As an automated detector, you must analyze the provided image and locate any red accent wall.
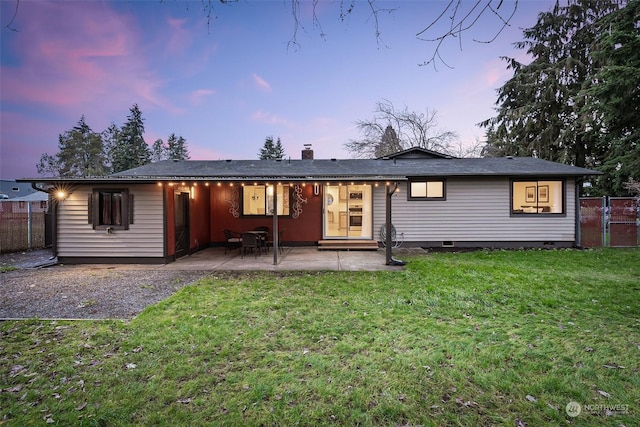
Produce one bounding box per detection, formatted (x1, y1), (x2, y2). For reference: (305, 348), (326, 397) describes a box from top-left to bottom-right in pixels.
(190, 185), (211, 251)
(209, 184), (322, 244)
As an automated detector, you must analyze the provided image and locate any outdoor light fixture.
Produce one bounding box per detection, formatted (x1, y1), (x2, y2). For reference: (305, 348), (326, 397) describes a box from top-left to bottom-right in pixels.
(52, 184), (74, 201)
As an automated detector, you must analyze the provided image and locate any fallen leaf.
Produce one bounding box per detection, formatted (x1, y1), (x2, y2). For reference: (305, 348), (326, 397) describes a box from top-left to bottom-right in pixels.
(133, 346), (143, 353)
(76, 402), (87, 411)
(455, 397), (479, 408)
(584, 347), (594, 352)
(603, 363), (625, 369)
(9, 365), (25, 378)
(176, 398), (192, 404)
(525, 395), (537, 403)
(125, 363), (137, 370)
(5, 384), (23, 393)
(515, 419), (529, 427)
(597, 390), (610, 398)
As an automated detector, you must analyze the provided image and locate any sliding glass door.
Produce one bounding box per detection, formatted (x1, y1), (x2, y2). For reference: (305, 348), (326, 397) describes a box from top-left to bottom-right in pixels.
(323, 184), (372, 239)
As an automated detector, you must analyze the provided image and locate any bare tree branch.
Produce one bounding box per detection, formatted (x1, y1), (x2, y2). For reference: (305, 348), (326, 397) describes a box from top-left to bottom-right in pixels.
(3, 0), (20, 32)
(416, 0), (518, 69)
(3, 0), (518, 69)
(344, 99), (459, 158)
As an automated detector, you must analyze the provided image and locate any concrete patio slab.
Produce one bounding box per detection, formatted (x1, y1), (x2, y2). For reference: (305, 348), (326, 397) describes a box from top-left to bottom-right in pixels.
(164, 247), (406, 271)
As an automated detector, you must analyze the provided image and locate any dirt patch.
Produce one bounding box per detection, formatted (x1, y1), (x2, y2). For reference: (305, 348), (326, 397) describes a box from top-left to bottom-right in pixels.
(0, 251), (211, 319)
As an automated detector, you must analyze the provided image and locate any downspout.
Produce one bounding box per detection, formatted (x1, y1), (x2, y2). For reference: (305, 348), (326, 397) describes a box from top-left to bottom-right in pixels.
(575, 179), (581, 248)
(31, 182), (57, 257)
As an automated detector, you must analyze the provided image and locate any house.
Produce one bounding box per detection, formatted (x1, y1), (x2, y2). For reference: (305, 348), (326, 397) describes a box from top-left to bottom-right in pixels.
(0, 180), (39, 199)
(18, 147), (600, 264)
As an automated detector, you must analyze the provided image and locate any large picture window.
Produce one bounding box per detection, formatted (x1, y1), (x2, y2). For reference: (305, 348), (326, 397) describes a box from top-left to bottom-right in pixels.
(242, 185), (290, 216)
(89, 189), (132, 229)
(408, 179), (445, 200)
(512, 180), (564, 214)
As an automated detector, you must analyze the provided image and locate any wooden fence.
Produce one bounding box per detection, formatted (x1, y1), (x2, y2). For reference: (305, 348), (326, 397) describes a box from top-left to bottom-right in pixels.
(0, 200), (49, 253)
(580, 197), (639, 247)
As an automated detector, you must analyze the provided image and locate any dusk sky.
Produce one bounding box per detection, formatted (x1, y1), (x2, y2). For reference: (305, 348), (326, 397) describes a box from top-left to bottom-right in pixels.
(0, 0), (556, 180)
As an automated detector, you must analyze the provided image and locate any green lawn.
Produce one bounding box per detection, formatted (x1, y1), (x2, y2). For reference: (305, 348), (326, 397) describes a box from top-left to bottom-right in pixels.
(1, 248), (638, 426)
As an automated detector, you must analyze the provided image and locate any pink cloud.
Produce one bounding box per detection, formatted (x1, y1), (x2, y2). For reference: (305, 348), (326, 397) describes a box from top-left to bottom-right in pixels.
(251, 110), (291, 127)
(0, 1), (176, 113)
(165, 17), (192, 55)
(189, 89), (216, 106)
(252, 73), (272, 92)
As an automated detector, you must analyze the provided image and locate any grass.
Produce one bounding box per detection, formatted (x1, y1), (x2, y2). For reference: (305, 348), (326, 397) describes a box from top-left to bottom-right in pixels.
(1, 248), (639, 426)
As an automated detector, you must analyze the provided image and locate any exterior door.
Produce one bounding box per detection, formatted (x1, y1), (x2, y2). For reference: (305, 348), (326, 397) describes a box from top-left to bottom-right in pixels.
(174, 192), (189, 258)
(323, 184), (372, 239)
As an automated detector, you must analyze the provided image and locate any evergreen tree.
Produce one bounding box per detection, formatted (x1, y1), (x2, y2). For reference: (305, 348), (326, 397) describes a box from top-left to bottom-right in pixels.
(375, 125), (403, 158)
(584, 0), (640, 195)
(259, 136), (285, 159)
(167, 133), (190, 160)
(111, 104), (151, 173)
(36, 115), (107, 177)
(102, 123), (120, 174)
(480, 0), (636, 195)
(150, 133), (190, 162)
(151, 138), (166, 163)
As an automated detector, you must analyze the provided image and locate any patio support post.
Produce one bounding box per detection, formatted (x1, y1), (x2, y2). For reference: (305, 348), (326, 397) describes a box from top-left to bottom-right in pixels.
(272, 185), (278, 265)
(386, 182), (405, 266)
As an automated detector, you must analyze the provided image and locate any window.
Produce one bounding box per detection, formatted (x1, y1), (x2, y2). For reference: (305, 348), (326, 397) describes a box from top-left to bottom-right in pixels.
(511, 180), (564, 215)
(89, 189), (132, 229)
(408, 179), (445, 200)
(242, 185), (290, 216)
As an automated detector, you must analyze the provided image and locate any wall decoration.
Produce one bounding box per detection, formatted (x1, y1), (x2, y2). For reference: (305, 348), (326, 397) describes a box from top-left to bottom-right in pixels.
(526, 186), (536, 203)
(292, 184), (308, 218)
(226, 186), (240, 218)
(538, 185), (549, 203)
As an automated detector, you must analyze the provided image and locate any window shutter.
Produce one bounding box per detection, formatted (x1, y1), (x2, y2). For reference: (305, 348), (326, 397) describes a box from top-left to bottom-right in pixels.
(88, 193), (93, 226)
(128, 193), (134, 227)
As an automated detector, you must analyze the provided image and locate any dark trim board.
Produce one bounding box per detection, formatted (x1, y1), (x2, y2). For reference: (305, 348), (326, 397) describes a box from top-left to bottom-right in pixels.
(398, 241), (576, 250)
(57, 256), (173, 265)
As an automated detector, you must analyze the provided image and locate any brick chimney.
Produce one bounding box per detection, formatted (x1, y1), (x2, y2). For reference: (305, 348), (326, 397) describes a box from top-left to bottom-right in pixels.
(302, 144), (314, 160)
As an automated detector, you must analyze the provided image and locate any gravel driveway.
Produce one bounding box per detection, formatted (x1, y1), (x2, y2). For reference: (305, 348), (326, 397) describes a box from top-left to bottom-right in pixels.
(1, 250), (211, 320)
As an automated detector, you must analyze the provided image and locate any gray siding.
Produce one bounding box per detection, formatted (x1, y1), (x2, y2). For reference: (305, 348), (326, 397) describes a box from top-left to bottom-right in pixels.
(373, 178), (576, 245)
(57, 184), (165, 258)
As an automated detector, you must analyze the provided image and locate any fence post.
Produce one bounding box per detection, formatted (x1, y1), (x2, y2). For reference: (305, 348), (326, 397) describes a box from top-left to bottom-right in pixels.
(28, 202), (33, 250)
(602, 196), (607, 247)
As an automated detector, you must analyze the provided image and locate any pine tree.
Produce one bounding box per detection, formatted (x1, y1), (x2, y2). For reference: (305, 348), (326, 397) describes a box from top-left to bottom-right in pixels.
(151, 138), (166, 163)
(167, 133), (190, 160)
(480, 0), (628, 190)
(150, 134), (190, 162)
(36, 115), (107, 177)
(259, 136), (285, 159)
(375, 125), (403, 158)
(111, 104), (151, 173)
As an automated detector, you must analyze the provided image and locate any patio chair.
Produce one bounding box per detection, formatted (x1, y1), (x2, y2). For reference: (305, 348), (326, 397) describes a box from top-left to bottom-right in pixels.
(241, 232), (260, 258)
(254, 226), (270, 252)
(267, 229), (285, 254)
(223, 229), (242, 254)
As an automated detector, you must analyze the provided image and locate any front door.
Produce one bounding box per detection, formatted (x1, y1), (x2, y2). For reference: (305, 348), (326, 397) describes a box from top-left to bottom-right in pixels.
(323, 184), (372, 239)
(174, 192), (189, 258)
